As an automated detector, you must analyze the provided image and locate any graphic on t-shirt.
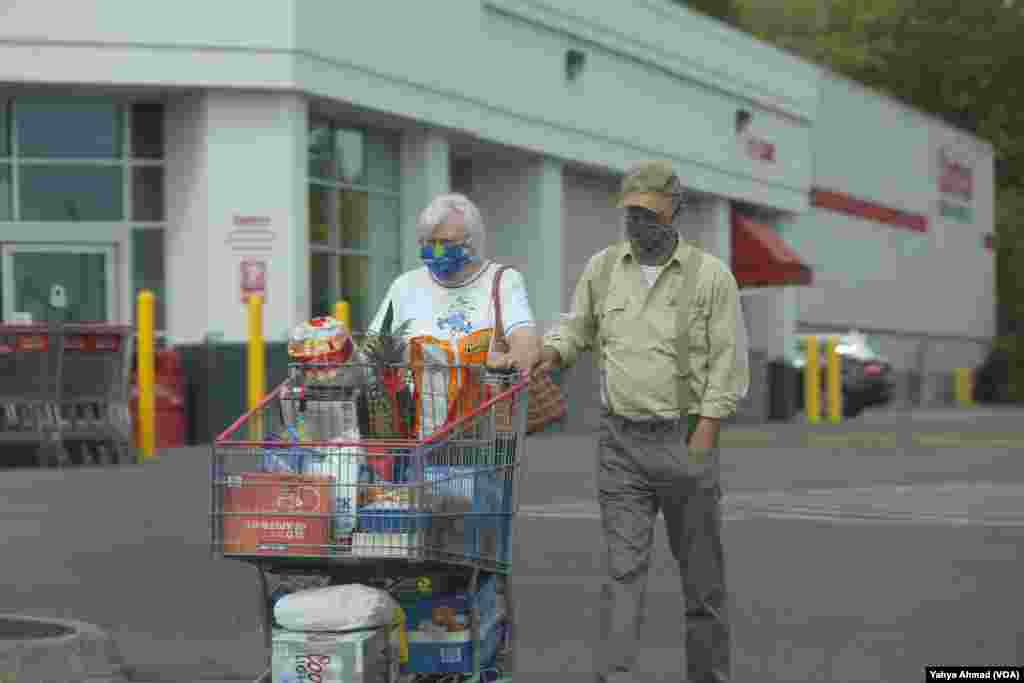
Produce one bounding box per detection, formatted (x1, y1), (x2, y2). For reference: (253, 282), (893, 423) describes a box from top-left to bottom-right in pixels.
(437, 295), (478, 336)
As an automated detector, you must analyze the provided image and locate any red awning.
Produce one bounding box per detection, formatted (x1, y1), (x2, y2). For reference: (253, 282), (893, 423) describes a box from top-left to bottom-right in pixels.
(731, 212), (813, 288)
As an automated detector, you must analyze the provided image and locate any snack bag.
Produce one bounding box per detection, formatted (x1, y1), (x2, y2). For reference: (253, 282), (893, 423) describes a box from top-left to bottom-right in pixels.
(409, 336), (457, 440)
(287, 317), (355, 385)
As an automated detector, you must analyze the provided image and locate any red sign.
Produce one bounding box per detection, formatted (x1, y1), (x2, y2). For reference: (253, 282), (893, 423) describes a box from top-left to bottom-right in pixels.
(938, 147), (973, 201)
(811, 187), (928, 233)
(233, 215), (271, 228)
(64, 334), (122, 353)
(746, 137), (776, 163)
(240, 260), (267, 304)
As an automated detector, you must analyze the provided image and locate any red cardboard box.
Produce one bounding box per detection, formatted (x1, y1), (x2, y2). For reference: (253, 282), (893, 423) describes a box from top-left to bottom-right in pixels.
(221, 472), (335, 557)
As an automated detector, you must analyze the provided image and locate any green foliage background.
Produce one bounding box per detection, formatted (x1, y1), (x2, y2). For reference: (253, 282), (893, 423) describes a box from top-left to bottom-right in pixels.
(677, 0), (1023, 399)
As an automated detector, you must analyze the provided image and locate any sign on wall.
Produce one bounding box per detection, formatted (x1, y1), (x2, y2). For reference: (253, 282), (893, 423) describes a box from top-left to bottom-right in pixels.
(736, 109), (776, 164)
(936, 144), (974, 223)
(228, 214), (275, 253)
(240, 259), (267, 304)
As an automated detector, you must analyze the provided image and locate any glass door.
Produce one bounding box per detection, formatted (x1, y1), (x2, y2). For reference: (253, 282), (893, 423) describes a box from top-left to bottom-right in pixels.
(1, 244), (116, 324)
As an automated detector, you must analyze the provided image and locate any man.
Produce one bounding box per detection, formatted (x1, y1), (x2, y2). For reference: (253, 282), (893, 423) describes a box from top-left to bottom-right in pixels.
(533, 160), (749, 682)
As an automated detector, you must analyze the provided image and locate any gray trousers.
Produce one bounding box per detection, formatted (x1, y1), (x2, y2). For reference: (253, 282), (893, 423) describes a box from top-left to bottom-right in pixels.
(596, 412), (730, 683)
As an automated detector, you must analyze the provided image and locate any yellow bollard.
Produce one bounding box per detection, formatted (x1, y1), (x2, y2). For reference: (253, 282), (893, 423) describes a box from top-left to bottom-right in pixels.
(955, 368), (974, 407)
(804, 336), (820, 424)
(137, 290), (156, 462)
(826, 336), (842, 423)
(334, 300), (351, 331)
(247, 295), (265, 440)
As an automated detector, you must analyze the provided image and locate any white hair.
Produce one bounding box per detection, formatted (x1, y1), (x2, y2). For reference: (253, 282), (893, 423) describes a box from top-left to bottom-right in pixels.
(416, 193), (487, 259)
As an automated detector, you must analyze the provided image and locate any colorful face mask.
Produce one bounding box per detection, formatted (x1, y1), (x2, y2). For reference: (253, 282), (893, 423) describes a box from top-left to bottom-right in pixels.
(421, 240), (472, 280)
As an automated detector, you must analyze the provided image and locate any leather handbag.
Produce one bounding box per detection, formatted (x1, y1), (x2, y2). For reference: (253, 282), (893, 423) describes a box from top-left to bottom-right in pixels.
(490, 265), (568, 435)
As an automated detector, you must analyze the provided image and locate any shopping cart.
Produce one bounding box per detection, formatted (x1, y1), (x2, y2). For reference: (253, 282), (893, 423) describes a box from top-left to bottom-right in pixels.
(211, 351), (527, 682)
(0, 323), (134, 466)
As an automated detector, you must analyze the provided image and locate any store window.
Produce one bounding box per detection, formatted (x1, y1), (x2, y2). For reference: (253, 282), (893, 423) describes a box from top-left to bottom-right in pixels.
(0, 164), (10, 222)
(0, 100), (9, 157)
(16, 98), (123, 159)
(308, 118), (400, 331)
(132, 228), (166, 331)
(0, 97), (167, 328)
(20, 165), (123, 221)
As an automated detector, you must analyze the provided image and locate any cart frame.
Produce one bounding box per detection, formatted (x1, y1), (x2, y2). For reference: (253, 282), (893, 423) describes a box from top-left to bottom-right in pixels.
(211, 358), (528, 682)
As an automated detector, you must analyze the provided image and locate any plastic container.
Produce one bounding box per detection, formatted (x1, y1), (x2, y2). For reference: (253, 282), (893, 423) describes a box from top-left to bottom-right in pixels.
(358, 508), (429, 533)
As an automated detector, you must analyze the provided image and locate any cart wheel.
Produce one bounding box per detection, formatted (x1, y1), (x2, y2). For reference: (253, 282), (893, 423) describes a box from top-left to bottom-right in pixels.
(38, 441), (70, 468)
(497, 574), (516, 677)
(94, 442), (117, 466)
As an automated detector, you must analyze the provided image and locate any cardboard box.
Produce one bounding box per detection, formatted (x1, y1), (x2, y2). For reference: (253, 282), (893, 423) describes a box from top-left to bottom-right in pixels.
(397, 574), (505, 674)
(221, 472), (335, 557)
(404, 616), (506, 675)
(271, 626), (398, 683)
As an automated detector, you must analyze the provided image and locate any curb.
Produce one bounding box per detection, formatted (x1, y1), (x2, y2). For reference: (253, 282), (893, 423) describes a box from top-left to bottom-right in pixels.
(0, 614), (128, 683)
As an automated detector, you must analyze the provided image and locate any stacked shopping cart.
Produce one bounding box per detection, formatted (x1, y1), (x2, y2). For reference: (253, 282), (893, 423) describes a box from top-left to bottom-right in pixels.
(0, 323), (134, 466)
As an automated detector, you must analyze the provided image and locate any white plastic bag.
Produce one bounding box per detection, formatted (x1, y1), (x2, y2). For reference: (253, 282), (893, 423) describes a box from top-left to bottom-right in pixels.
(417, 342), (451, 440)
(274, 583), (399, 633)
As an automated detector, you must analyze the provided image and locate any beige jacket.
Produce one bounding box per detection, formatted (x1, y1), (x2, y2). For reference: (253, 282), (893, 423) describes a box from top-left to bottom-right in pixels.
(544, 239), (749, 420)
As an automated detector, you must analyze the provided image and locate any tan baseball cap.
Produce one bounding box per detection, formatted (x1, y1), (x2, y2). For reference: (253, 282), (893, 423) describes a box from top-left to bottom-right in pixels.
(616, 160), (677, 221)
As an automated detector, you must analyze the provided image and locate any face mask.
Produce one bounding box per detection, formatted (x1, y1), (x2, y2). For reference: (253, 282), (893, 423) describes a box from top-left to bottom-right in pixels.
(626, 212), (678, 264)
(421, 241), (472, 280)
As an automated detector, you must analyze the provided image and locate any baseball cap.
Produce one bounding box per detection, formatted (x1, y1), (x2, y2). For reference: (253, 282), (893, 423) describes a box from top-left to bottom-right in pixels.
(616, 160), (678, 221)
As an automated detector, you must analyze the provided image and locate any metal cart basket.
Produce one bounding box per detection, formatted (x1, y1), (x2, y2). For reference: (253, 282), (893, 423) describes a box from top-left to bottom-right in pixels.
(211, 354), (527, 682)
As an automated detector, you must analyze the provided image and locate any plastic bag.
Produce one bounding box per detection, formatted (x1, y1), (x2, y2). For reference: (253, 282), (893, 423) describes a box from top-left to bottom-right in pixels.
(274, 583), (399, 633)
(414, 340), (452, 440)
(261, 426), (313, 474)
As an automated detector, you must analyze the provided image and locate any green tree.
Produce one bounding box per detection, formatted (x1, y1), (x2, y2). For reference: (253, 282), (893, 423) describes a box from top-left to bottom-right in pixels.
(736, 0), (1024, 399)
(675, 0), (743, 27)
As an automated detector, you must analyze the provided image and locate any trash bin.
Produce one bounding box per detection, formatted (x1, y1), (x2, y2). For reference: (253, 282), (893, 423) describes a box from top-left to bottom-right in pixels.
(767, 359), (799, 422)
(178, 338), (290, 445)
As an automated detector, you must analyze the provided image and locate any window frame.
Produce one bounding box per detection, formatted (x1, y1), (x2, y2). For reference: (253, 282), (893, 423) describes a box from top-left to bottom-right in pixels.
(0, 96), (168, 332)
(306, 116), (401, 327)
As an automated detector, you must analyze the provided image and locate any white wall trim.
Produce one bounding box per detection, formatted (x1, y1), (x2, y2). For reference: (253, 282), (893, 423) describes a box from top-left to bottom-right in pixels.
(0, 38), (810, 212)
(295, 53), (810, 213)
(483, 0), (817, 122)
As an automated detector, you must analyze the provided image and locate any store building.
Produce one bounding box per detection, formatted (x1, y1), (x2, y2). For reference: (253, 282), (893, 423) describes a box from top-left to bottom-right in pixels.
(0, 0), (992, 437)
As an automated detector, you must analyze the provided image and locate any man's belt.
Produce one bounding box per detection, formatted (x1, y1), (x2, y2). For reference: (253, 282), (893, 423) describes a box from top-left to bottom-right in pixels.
(609, 413), (683, 434)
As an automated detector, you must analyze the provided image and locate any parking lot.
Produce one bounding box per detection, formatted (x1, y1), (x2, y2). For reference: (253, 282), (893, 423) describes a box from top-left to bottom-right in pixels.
(2, 406), (1023, 681)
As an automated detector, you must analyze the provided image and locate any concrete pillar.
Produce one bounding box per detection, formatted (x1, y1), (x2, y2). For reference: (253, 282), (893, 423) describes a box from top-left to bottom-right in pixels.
(524, 157), (565, 330)
(700, 196), (732, 264)
(165, 91), (307, 345)
(399, 128), (449, 273)
(742, 286), (798, 362)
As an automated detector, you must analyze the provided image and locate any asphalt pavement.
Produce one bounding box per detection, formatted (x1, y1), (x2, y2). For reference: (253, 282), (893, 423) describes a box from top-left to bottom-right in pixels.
(2, 406), (1023, 682)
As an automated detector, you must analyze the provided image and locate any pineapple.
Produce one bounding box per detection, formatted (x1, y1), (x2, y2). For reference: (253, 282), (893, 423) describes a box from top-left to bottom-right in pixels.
(362, 302), (414, 439)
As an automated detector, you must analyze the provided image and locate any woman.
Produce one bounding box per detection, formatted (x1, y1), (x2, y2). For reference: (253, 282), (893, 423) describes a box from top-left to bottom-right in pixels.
(369, 193), (541, 375)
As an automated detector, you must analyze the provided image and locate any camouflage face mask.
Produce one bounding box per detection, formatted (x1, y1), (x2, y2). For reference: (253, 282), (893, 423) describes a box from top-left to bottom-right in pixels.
(626, 207), (678, 265)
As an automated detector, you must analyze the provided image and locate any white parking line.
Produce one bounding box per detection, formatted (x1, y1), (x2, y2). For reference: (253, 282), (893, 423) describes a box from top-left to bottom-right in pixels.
(519, 481), (1024, 528)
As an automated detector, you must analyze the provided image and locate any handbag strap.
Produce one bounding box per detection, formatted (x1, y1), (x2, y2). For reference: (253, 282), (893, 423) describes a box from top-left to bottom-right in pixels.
(491, 264), (512, 350)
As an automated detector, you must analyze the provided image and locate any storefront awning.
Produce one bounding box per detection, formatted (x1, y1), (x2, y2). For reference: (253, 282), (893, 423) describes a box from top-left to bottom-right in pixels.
(731, 212), (813, 288)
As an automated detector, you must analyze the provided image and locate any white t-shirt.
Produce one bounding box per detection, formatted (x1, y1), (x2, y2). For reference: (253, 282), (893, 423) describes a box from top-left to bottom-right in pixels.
(368, 262), (535, 342)
(640, 265), (664, 289)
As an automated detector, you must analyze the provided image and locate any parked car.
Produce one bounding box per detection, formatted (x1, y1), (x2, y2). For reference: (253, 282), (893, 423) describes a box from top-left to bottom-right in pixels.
(792, 331), (895, 418)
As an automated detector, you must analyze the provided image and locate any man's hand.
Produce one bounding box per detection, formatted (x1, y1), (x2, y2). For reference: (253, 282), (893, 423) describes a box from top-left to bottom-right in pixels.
(531, 346), (562, 378)
(689, 416), (721, 451)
